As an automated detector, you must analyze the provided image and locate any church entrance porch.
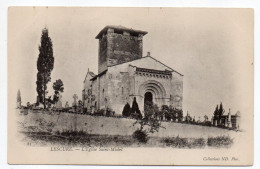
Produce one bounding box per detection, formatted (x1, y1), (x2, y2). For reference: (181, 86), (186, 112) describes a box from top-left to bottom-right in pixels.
(137, 80), (167, 114)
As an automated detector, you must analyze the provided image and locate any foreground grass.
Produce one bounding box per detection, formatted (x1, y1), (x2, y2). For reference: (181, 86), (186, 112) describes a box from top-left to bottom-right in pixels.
(207, 136), (233, 147)
(161, 135), (233, 148)
(22, 130), (136, 147)
(161, 136), (206, 148)
(21, 130), (233, 148)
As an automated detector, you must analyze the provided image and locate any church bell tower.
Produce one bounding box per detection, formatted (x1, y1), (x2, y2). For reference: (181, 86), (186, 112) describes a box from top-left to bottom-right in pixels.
(95, 25), (148, 73)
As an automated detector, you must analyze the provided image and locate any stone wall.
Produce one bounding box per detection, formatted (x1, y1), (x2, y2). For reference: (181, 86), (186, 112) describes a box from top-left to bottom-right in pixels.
(98, 35), (107, 73)
(98, 73), (108, 110)
(107, 66), (131, 115)
(170, 73), (183, 109)
(19, 111), (236, 138)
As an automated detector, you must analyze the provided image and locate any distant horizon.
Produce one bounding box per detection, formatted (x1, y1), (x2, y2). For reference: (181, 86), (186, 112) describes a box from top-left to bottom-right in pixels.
(9, 7), (253, 120)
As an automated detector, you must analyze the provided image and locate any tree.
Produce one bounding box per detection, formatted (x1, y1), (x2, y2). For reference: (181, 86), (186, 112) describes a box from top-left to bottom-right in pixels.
(161, 105), (169, 120)
(177, 109), (183, 122)
(213, 105), (219, 121)
(16, 89), (21, 108)
(218, 102), (225, 124)
(131, 97), (142, 119)
(52, 79), (64, 103)
(122, 102), (131, 117)
(17, 89), (21, 102)
(36, 28), (54, 109)
(133, 103), (164, 143)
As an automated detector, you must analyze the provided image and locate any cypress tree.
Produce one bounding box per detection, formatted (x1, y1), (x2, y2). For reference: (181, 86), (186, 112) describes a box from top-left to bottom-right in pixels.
(36, 28), (54, 109)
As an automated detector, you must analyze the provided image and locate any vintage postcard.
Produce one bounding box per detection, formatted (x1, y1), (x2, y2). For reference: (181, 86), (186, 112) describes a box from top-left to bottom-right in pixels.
(8, 7), (254, 165)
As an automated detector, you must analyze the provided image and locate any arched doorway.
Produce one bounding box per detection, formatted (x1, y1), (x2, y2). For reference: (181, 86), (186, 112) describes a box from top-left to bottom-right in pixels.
(144, 92), (153, 111)
(138, 80), (167, 113)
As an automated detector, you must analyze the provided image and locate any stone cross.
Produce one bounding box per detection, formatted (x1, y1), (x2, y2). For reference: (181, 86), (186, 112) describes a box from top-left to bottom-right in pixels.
(72, 94), (78, 107)
(227, 108), (232, 128)
(56, 94), (63, 109)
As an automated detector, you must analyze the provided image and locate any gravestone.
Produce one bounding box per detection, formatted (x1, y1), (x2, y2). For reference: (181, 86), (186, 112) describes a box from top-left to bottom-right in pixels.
(224, 118), (228, 127)
(56, 94), (63, 109)
(72, 94), (78, 107)
(197, 116), (201, 123)
(227, 109), (232, 128)
(65, 101), (69, 108)
(214, 120), (218, 126)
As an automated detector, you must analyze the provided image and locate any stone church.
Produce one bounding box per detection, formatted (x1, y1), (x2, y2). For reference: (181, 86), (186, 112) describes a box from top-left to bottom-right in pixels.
(82, 25), (183, 115)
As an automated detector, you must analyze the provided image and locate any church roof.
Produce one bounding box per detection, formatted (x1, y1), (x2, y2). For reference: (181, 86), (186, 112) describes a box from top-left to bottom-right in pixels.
(95, 25), (148, 39)
(83, 70), (96, 83)
(88, 71), (96, 77)
(108, 56), (184, 76)
(90, 70), (107, 81)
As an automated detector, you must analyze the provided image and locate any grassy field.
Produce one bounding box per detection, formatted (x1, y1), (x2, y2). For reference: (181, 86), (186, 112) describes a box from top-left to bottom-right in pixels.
(20, 130), (233, 148)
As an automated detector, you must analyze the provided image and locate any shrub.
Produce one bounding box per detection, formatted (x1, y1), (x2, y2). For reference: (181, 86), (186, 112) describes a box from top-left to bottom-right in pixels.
(132, 129), (148, 143)
(105, 108), (113, 116)
(162, 137), (206, 148)
(203, 121), (212, 126)
(191, 138), (206, 148)
(94, 109), (105, 116)
(55, 129), (88, 137)
(122, 103), (131, 117)
(207, 136), (233, 147)
(162, 136), (189, 148)
(132, 102), (165, 144)
(131, 97), (142, 119)
(83, 108), (88, 114)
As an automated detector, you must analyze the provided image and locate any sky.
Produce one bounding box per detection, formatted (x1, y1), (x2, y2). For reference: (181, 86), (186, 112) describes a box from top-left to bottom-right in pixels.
(8, 7), (253, 119)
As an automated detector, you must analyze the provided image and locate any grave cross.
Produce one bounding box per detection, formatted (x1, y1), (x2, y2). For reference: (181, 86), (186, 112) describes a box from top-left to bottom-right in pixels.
(89, 94), (95, 102)
(59, 94), (62, 99)
(72, 94), (78, 107)
(73, 94), (78, 101)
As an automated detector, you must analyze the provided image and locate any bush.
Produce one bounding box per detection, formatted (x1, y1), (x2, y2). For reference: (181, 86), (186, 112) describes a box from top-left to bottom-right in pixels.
(131, 97), (142, 119)
(83, 108), (88, 114)
(132, 129), (148, 143)
(207, 136), (233, 147)
(162, 137), (206, 148)
(94, 109), (105, 116)
(191, 138), (206, 148)
(203, 121), (212, 126)
(162, 136), (189, 148)
(105, 108), (113, 116)
(122, 103), (131, 117)
(55, 129), (88, 137)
